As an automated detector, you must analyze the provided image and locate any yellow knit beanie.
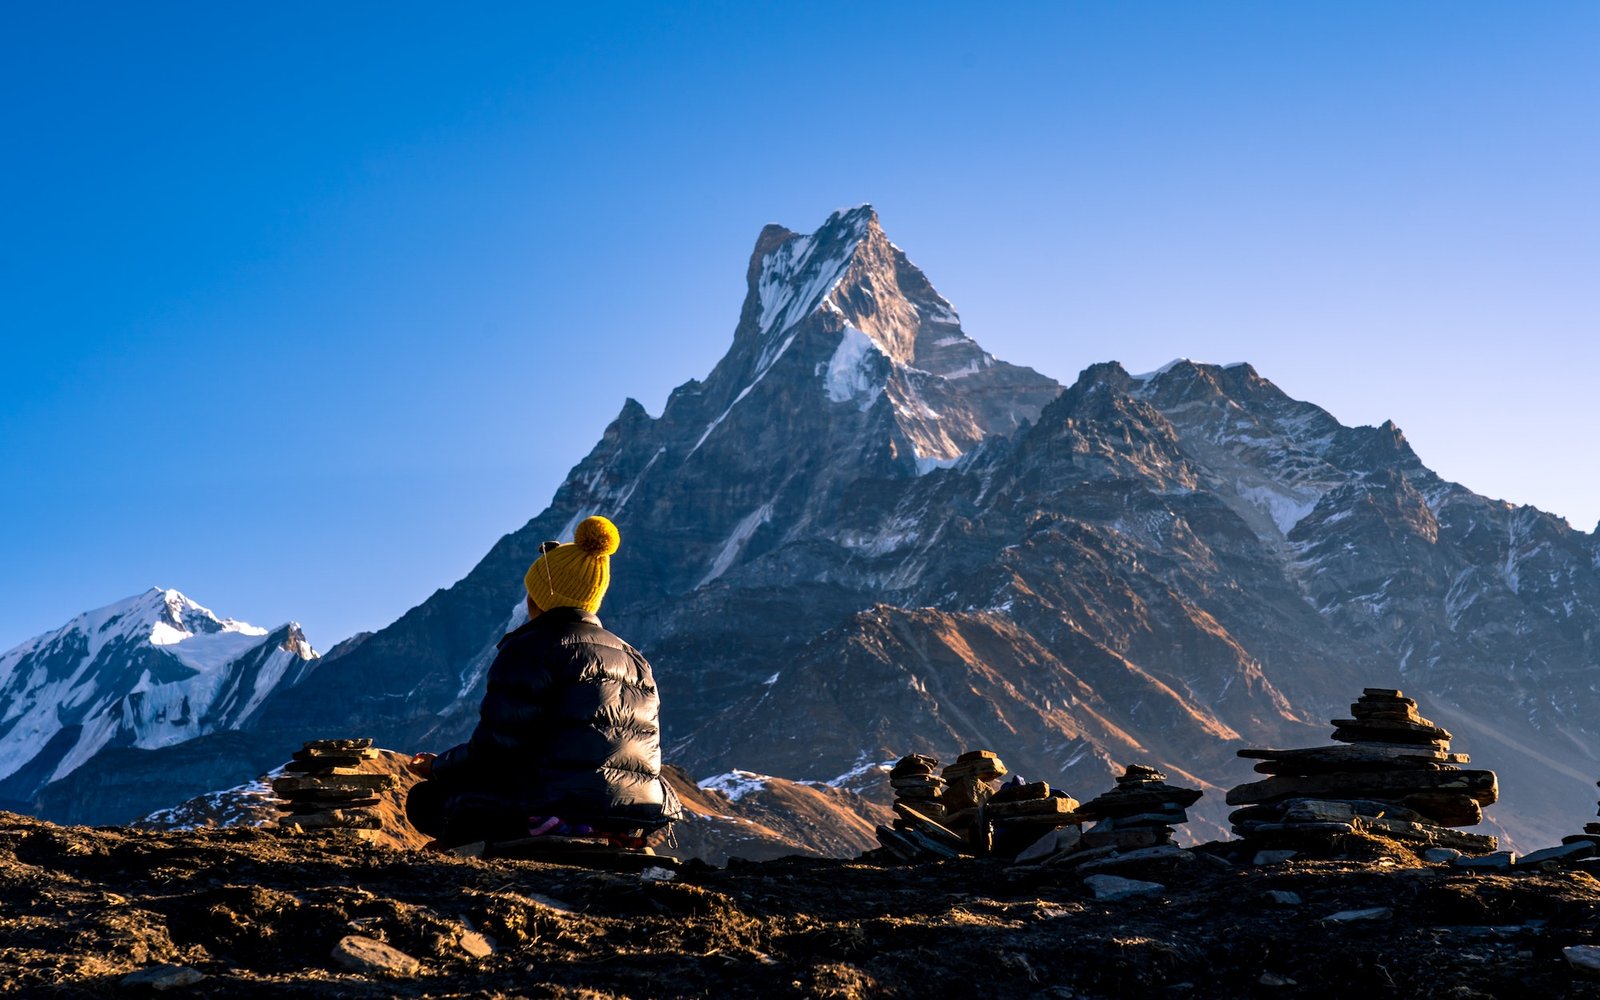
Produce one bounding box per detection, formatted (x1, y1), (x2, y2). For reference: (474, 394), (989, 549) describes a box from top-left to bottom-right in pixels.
(524, 515), (621, 614)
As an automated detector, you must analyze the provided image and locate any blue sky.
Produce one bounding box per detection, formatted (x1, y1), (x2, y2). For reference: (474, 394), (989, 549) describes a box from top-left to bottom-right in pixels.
(2, 3), (1596, 650)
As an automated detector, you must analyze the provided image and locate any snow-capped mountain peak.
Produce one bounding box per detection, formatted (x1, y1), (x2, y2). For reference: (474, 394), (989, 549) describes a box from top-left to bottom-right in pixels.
(0, 589), (317, 805)
(753, 204), (878, 341)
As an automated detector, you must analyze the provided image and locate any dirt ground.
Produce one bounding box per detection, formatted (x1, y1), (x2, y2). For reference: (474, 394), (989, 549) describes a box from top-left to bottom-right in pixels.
(5, 811), (1600, 999)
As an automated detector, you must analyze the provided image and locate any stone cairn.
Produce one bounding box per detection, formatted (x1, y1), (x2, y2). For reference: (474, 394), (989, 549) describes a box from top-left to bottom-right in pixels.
(1005, 764), (1205, 874)
(888, 753), (947, 824)
(1227, 689), (1499, 855)
(1075, 764), (1203, 853)
(871, 751), (1203, 871)
(875, 750), (1015, 860)
(270, 738), (395, 840)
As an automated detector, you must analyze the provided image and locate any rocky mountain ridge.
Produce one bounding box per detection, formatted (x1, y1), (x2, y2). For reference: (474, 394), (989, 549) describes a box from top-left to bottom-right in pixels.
(11, 207), (1598, 855)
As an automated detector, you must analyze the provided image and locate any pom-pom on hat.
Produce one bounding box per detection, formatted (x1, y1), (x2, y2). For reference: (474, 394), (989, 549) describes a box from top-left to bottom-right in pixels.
(525, 515), (621, 614)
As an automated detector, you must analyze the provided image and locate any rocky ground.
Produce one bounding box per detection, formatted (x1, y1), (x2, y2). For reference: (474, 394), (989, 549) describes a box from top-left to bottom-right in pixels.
(6, 813), (1600, 998)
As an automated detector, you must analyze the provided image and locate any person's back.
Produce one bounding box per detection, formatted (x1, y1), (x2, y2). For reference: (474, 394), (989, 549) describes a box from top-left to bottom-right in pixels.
(407, 516), (682, 846)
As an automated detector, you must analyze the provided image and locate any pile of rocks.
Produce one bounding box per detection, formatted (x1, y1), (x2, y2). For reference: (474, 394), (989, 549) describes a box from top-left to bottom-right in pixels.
(871, 750), (1207, 875)
(1227, 689), (1499, 855)
(874, 750), (1015, 862)
(984, 776), (1082, 854)
(270, 739), (395, 839)
(888, 754), (947, 824)
(1005, 764), (1204, 874)
(941, 750), (1008, 828)
(1076, 764), (1202, 852)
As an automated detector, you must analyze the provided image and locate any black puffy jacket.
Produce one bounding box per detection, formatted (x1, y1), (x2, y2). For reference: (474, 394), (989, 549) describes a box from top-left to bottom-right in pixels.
(432, 606), (682, 830)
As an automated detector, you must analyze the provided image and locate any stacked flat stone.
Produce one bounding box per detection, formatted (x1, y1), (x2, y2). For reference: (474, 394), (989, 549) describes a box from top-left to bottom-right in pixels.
(940, 750), (1008, 830)
(1227, 689), (1499, 854)
(1075, 764), (1201, 852)
(888, 754), (947, 824)
(983, 776), (1081, 827)
(873, 754), (960, 862)
(271, 739), (394, 839)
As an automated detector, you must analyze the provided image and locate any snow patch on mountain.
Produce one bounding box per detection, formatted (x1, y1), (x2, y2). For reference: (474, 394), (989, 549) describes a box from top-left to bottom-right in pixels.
(1133, 358), (1193, 381)
(1237, 483), (1324, 535)
(755, 208), (873, 338)
(823, 325), (885, 408)
(699, 769), (776, 802)
(915, 455), (963, 476)
(699, 503), (775, 587)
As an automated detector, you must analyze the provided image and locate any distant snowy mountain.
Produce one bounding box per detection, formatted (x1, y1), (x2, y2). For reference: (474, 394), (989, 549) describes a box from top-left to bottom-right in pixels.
(0, 588), (317, 808)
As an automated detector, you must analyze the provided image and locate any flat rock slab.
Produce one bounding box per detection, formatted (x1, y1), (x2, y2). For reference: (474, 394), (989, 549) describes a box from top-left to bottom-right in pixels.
(1076, 786), (1203, 817)
(1566, 945), (1600, 976)
(986, 797), (1080, 819)
(1240, 743), (1466, 766)
(272, 774), (396, 794)
(1519, 842), (1596, 867)
(1453, 851), (1518, 871)
(1083, 874), (1164, 900)
(120, 964), (207, 990)
(278, 810), (381, 830)
(331, 935), (421, 975)
(1226, 768), (1498, 807)
(1077, 846), (1191, 874)
(991, 781), (1052, 803)
(1323, 907), (1393, 923)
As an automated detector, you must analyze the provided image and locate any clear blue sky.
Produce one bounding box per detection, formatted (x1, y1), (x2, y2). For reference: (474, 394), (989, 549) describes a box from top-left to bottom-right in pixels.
(3, 3), (1596, 651)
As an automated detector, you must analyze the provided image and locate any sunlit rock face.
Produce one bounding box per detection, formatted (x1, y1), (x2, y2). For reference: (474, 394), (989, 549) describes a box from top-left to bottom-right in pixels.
(22, 208), (1600, 851)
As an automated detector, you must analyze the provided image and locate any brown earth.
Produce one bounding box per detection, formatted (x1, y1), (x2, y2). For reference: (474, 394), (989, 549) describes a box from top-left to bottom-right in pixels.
(7, 811), (1600, 999)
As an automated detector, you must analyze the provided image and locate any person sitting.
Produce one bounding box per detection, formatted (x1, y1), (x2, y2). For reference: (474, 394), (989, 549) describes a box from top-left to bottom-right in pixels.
(405, 515), (682, 849)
